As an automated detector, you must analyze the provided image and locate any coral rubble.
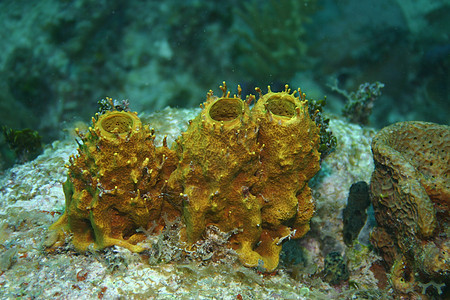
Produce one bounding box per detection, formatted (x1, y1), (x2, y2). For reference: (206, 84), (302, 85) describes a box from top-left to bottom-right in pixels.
(369, 121), (450, 295)
(47, 110), (178, 252)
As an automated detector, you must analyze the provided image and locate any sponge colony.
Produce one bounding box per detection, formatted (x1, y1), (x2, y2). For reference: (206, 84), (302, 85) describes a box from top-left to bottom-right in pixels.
(169, 84), (321, 271)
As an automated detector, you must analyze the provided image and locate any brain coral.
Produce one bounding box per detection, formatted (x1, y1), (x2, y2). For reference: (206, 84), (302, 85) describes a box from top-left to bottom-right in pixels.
(169, 84), (320, 271)
(47, 109), (178, 252)
(369, 121), (450, 294)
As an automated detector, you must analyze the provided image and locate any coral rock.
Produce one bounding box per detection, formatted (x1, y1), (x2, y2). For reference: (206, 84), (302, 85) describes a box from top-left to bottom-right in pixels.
(47, 110), (178, 252)
(369, 121), (450, 294)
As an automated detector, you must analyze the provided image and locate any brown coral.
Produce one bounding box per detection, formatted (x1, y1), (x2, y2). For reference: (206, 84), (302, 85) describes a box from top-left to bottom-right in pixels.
(47, 110), (178, 252)
(369, 121), (450, 294)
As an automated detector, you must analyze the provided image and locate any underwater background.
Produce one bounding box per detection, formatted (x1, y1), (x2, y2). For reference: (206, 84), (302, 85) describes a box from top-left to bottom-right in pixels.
(0, 0), (449, 299)
(0, 0), (449, 167)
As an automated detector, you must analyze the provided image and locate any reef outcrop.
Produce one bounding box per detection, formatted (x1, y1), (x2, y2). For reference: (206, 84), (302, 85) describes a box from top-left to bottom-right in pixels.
(47, 109), (178, 252)
(369, 121), (450, 294)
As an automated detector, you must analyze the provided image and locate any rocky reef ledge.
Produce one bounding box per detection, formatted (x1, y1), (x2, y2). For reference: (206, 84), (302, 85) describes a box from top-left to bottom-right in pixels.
(0, 107), (381, 299)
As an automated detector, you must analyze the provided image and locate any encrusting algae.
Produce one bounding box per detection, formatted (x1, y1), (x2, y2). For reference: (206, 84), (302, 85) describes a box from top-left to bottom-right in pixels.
(46, 84), (321, 271)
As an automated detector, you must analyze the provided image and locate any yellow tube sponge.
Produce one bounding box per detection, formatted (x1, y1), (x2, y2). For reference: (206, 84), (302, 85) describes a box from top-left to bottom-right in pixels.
(250, 85), (321, 268)
(47, 110), (178, 252)
(168, 83), (265, 268)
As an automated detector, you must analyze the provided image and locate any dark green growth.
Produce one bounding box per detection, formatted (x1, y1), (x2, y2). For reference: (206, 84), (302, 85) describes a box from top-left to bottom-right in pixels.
(235, 0), (317, 83)
(323, 252), (349, 285)
(342, 181), (371, 246)
(308, 98), (337, 161)
(1, 126), (43, 163)
(339, 82), (385, 125)
(280, 240), (307, 267)
(97, 97), (130, 115)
